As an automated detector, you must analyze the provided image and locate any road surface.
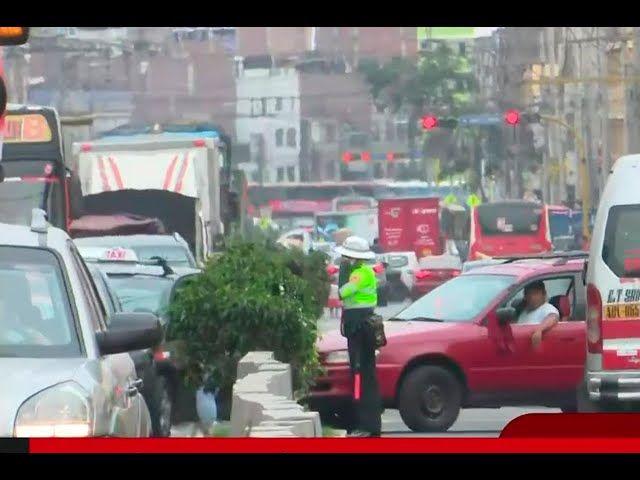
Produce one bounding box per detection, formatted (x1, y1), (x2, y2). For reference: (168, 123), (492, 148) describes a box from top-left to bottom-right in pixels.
(319, 301), (559, 437)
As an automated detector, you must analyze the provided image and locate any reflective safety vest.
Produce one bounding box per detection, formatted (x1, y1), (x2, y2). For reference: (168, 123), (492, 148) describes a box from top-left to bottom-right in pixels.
(258, 216), (271, 230)
(466, 194), (481, 208)
(338, 263), (377, 310)
(443, 193), (458, 205)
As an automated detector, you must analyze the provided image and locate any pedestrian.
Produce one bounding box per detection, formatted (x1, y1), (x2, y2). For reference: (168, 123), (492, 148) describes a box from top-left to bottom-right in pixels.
(327, 277), (341, 318)
(335, 235), (382, 437)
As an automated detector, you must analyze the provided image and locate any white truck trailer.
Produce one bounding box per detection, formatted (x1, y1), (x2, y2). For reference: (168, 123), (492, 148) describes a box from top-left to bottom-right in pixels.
(71, 136), (222, 262)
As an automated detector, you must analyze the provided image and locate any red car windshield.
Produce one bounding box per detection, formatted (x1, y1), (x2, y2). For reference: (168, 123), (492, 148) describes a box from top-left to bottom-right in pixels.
(394, 274), (516, 322)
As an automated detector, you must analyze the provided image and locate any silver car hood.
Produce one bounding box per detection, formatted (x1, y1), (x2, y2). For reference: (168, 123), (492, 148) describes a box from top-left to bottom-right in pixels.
(0, 357), (88, 436)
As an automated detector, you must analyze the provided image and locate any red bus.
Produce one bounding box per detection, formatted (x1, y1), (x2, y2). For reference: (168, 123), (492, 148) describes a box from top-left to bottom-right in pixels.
(468, 201), (552, 260)
(247, 181), (385, 227)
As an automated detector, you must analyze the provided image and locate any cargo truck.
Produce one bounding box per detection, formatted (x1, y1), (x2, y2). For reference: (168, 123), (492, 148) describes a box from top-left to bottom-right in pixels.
(71, 136), (222, 263)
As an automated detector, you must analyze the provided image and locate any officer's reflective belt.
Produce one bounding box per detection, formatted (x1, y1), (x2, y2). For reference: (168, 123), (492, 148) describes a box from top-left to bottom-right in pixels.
(343, 302), (377, 310)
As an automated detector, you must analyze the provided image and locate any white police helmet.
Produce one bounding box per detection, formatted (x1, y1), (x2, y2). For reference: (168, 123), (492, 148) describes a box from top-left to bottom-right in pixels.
(335, 235), (376, 260)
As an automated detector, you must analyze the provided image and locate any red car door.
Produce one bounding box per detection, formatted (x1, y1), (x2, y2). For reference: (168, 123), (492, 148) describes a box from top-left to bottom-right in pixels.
(531, 320), (585, 390)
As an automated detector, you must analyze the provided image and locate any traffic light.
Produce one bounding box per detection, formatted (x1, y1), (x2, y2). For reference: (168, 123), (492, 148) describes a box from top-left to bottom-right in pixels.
(421, 115), (439, 130)
(421, 115), (458, 130)
(504, 110), (541, 126)
(504, 110), (520, 126)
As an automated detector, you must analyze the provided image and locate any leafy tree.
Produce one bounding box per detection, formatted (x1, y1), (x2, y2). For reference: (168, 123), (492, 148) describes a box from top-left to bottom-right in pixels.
(167, 240), (329, 419)
(358, 43), (478, 176)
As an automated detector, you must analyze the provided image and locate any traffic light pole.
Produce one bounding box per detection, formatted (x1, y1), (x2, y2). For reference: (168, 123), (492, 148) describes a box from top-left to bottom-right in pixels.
(540, 114), (591, 239)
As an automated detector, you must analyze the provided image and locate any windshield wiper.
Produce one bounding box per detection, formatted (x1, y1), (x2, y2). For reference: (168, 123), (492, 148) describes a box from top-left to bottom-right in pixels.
(388, 316), (444, 322)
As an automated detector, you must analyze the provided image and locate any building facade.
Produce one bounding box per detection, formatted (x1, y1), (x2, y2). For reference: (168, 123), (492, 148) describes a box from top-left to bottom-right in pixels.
(235, 59), (301, 183)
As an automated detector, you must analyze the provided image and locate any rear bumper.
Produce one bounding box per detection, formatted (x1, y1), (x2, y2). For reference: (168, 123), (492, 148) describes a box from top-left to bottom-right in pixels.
(412, 280), (445, 297)
(586, 370), (640, 402)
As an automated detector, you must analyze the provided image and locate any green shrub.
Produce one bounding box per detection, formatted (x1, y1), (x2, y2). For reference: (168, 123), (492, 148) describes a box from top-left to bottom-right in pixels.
(167, 241), (324, 415)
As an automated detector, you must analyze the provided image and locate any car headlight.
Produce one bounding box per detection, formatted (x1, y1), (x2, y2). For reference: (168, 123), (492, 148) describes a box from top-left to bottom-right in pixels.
(14, 382), (93, 437)
(325, 350), (350, 364)
(325, 350), (380, 364)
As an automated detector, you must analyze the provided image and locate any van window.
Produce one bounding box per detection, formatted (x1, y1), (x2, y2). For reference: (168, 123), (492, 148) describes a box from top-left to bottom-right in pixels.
(602, 205), (640, 277)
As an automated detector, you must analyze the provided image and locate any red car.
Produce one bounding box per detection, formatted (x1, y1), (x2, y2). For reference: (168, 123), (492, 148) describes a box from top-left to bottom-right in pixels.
(309, 254), (587, 433)
(411, 254), (462, 300)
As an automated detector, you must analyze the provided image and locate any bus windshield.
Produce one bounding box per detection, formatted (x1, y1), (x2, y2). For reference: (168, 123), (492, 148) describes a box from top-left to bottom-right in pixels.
(0, 165), (62, 228)
(477, 203), (543, 236)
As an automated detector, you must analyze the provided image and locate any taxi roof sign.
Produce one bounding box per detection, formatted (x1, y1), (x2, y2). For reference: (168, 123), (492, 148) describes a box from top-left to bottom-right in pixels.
(78, 247), (139, 263)
(0, 27), (29, 46)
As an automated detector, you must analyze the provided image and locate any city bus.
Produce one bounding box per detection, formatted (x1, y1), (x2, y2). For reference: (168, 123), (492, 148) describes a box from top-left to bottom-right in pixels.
(468, 200), (552, 260)
(0, 103), (82, 230)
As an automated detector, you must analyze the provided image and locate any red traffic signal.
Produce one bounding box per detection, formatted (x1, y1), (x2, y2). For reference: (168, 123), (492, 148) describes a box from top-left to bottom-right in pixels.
(504, 110), (520, 126)
(421, 115), (439, 130)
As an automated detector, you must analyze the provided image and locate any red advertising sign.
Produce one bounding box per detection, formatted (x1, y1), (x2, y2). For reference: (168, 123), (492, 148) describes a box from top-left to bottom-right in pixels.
(378, 197), (441, 256)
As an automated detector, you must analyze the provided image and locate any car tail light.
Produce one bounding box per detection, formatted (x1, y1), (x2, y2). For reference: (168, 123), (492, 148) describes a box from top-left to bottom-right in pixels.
(586, 283), (603, 354)
(372, 263), (384, 274)
(327, 265), (339, 275)
(415, 270), (431, 280)
(451, 270), (461, 277)
(154, 349), (171, 362)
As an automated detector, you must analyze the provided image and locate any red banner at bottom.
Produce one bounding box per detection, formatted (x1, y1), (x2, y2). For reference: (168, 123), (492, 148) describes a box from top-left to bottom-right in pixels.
(17, 413), (640, 453)
(24, 437), (640, 454)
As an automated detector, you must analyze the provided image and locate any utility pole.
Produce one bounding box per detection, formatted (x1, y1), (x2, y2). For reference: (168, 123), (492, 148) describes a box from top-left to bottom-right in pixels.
(597, 27), (610, 193)
(625, 27), (640, 154)
(547, 27), (564, 203)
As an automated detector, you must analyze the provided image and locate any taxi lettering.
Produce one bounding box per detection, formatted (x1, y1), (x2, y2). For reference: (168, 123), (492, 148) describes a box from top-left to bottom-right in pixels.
(605, 288), (640, 319)
(607, 288), (640, 303)
(624, 289), (640, 303)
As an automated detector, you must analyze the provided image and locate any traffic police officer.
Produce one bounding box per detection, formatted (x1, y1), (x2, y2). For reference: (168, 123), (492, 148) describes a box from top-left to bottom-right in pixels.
(336, 236), (382, 437)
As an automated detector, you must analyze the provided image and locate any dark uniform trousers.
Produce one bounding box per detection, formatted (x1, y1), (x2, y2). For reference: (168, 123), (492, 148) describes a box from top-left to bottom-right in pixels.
(343, 307), (382, 436)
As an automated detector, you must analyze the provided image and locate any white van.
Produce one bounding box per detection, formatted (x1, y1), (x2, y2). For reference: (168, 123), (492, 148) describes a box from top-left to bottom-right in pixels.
(583, 154), (640, 411)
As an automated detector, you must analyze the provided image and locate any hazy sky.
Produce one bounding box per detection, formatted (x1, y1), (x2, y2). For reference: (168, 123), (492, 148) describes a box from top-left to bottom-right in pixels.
(474, 27), (499, 38)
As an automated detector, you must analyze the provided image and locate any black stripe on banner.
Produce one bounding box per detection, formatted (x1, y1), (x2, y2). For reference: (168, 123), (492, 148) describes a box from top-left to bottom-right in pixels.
(0, 438), (29, 453)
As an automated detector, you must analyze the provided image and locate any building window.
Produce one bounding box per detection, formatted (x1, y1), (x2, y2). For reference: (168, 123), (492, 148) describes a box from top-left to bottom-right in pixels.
(275, 97), (283, 111)
(396, 122), (408, 141)
(286, 166), (296, 182)
(276, 167), (285, 182)
(286, 128), (297, 147)
(275, 129), (284, 147)
(326, 124), (336, 143)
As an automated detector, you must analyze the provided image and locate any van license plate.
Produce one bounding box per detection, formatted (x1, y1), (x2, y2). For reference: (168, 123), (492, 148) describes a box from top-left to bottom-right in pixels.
(605, 303), (640, 320)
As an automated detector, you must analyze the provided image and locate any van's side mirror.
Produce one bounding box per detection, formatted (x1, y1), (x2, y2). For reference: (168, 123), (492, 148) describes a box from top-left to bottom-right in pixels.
(496, 307), (516, 326)
(582, 260), (588, 285)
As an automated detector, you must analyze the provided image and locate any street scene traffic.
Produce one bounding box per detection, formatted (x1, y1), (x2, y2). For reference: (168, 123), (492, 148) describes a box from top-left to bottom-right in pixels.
(0, 26), (638, 439)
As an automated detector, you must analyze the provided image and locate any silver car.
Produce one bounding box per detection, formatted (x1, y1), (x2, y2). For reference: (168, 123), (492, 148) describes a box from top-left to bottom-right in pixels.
(0, 209), (161, 437)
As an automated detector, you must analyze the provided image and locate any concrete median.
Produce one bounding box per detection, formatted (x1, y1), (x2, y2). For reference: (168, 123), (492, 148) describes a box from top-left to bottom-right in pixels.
(230, 351), (323, 437)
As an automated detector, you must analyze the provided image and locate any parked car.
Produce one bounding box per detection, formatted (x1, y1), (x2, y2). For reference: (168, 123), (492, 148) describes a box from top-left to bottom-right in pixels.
(1, 210), (160, 437)
(78, 246), (201, 427)
(87, 263), (172, 437)
(328, 253), (389, 306)
(309, 252), (587, 433)
(410, 250), (463, 301)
